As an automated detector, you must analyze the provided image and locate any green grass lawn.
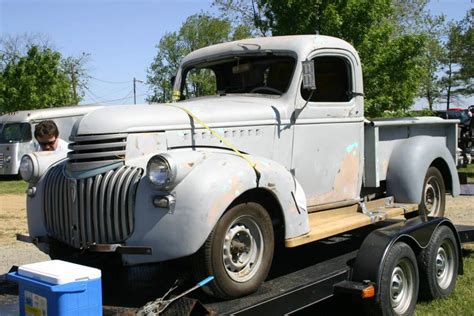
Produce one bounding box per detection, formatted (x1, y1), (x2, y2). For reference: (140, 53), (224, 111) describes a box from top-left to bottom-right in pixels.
(0, 178), (28, 194)
(415, 248), (474, 315)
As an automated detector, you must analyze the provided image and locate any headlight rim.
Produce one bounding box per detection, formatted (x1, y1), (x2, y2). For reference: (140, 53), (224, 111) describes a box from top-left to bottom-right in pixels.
(19, 154), (37, 182)
(146, 154), (177, 190)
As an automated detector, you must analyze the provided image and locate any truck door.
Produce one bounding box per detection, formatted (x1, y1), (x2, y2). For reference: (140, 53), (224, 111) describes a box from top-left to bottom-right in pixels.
(291, 51), (364, 209)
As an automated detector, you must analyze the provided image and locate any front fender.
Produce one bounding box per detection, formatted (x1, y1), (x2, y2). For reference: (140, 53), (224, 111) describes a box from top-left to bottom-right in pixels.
(124, 151), (309, 265)
(386, 136), (460, 203)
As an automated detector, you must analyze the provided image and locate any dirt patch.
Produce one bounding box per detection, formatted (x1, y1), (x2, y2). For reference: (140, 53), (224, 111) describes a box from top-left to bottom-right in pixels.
(0, 194), (28, 246)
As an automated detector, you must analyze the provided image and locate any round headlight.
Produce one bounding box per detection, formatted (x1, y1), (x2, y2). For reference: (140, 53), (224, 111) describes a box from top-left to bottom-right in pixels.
(147, 155), (175, 189)
(19, 155), (35, 181)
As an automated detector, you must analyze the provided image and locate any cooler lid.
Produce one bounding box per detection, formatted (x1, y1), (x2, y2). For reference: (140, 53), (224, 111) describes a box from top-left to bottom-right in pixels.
(18, 260), (101, 285)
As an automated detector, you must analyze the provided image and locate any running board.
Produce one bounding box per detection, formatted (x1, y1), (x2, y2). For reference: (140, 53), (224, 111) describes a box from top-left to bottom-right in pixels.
(285, 199), (418, 248)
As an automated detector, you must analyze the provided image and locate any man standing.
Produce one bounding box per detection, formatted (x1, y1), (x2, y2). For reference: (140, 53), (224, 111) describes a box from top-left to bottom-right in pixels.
(34, 120), (69, 152)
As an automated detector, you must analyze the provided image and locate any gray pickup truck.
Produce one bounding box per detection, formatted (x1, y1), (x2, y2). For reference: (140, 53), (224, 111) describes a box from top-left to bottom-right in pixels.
(19, 35), (460, 299)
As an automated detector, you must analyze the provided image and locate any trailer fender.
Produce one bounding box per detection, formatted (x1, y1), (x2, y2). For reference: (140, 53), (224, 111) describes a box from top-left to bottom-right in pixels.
(386, 136), (460, 203)
(352, 217), (463, 301)
(124, 150), (309, 264)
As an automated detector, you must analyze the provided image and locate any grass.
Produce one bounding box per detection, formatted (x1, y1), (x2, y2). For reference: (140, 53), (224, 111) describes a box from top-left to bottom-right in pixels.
(458, 163), (474, 173)
(415, 247), (474, 315)
(0, 179), (28, 194)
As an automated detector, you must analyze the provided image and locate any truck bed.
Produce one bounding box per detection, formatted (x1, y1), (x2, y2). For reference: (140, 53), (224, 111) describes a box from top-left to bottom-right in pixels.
(285, 198), (418, 247)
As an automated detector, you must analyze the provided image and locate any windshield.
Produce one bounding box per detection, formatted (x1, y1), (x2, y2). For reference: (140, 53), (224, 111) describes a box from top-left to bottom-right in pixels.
(180, 55), (296, 100)
(0, 122), (32, 143)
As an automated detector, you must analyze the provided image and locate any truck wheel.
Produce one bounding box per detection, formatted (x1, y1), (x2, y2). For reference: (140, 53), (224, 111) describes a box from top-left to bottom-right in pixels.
(374, 242), (419, 316)
(192, 202), (274, 299)
(419, 167), (445, 217)
(418, 226), (458, 300)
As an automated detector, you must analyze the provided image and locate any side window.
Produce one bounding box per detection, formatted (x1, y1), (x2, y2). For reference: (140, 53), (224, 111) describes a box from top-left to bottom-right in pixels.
(183, 68), (217, 99)
(301, 56), (352, 102)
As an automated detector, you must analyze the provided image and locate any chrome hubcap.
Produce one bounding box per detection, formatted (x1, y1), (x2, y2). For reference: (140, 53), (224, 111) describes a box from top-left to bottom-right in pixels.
(436, 241), (455, 289)
(424, 176), (441, 216)
(222, 216), (263, 282)
(390, 259), (414, 314)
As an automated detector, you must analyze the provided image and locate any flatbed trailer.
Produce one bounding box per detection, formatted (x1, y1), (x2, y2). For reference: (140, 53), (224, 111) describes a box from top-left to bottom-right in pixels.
(2, 220), (473, 315)
(141, 219), (474, 316)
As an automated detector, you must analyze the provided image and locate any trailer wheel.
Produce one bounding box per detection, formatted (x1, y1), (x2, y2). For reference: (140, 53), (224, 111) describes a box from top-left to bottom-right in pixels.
(193, 202), (274, 299)
(418, 226), (458, 300)
(374, 242), (419, 316)
(419, 167), (445, 217)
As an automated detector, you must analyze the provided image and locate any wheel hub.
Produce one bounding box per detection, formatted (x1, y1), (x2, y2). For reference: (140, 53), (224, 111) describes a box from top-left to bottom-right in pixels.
(424, 177), (440, 216)
(436, 242), (455, 289)
(390, 259), (414, 314)
(222, 216), (264, 282)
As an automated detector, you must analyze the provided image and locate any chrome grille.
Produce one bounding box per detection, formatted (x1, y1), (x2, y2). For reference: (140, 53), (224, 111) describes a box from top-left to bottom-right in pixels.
(68, 134), (127, 172)
(43, 164), (143, 248)
(0, 153), (3, 168)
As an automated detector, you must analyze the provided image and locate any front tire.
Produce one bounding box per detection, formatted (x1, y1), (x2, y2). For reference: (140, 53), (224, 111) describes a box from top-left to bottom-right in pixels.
(419, 167), (446, 217)
(192, 202), (274, 299)
(418, 226), (459, 300)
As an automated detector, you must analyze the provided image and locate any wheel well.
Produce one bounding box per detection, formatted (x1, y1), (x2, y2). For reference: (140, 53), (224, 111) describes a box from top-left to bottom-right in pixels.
(430, 158), (452, 193)
(230, 188), (285, 244)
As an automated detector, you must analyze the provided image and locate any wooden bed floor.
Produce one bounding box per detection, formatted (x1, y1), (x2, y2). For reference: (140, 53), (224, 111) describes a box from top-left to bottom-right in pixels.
(285, 199), (418, 248)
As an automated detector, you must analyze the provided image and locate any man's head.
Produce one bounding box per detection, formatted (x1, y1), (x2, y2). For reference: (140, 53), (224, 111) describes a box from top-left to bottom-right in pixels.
(34, 120), (59, 151)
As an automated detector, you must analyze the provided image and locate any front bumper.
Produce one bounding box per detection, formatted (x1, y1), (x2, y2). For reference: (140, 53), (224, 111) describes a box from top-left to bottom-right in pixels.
(17, 234), (152, 255)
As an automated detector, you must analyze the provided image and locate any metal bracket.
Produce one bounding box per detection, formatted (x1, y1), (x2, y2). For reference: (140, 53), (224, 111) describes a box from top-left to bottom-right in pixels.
(86, 243), (152, 255)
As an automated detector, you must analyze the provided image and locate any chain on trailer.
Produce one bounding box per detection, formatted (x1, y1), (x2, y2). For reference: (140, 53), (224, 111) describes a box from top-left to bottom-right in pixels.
(136, 276), (214, 316)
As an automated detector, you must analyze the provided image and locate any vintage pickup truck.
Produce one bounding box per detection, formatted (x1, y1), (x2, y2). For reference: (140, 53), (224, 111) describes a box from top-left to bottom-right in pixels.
(19, 35), (460, 299)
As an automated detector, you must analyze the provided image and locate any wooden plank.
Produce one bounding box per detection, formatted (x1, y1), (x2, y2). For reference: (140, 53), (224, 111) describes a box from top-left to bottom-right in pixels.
(285, 202), (419, 248)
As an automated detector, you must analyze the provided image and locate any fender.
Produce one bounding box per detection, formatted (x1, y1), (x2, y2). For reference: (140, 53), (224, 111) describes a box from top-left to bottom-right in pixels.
(386, 136), (460, 203)
(123, 150), (309, 265)
(351, 217), (463, 302)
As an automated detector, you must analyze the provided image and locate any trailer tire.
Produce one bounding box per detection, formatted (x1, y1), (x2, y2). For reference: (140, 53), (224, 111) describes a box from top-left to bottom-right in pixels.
(192, 202), (274, 299)
(370, 242), (419, 316)
(419, 167), (446, 217)
(418, 226), (458, 300)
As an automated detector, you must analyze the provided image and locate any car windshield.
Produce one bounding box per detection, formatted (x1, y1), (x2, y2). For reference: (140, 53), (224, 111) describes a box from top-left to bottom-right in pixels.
(0, 122), (32, 143)
(180, 55), (296, 100)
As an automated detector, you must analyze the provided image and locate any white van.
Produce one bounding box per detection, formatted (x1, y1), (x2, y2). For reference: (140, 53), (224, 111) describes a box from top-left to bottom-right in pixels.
(0, 104), (103, 176)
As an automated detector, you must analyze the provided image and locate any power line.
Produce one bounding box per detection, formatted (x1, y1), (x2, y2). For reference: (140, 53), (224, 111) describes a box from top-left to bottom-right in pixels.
(89, 76), (131, 84)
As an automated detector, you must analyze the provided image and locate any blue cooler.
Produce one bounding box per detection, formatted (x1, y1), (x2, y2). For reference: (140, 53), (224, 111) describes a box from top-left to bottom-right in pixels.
(7, 260), (102, 316)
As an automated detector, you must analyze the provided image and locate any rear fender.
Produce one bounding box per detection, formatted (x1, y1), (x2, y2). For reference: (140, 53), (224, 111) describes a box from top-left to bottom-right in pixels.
(386, 136), (460, 203)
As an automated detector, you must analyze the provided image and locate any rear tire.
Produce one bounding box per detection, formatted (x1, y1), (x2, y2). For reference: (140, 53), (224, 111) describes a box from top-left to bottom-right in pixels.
(192, 202), (274, 299)
(417, 226), (458, 300)
(419, 167), (446, 217)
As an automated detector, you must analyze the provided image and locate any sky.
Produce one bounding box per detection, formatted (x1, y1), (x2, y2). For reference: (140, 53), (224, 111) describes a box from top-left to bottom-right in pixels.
(1, 0), (472, 108)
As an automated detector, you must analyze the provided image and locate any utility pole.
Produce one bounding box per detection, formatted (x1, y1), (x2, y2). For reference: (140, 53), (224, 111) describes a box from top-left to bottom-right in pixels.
(133, 77), (143, 104)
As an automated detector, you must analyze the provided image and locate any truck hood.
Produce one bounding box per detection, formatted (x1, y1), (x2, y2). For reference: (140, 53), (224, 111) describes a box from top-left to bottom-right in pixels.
(75, 96), (287, 135)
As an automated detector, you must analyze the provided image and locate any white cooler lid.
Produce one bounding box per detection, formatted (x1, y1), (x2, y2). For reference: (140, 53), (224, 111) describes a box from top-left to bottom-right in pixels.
(18, 260), (101, 285)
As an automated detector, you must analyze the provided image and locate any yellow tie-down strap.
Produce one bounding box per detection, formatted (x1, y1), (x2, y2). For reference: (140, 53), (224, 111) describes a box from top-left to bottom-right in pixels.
(167, 103), (260, 179)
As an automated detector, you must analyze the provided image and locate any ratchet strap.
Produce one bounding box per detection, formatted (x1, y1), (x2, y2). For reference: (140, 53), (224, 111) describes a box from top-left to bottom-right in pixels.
(167, 103), (261, 182)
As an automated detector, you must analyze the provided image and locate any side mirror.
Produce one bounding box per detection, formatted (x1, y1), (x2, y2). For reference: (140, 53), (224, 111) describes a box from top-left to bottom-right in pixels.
(302, 60), (316, 91)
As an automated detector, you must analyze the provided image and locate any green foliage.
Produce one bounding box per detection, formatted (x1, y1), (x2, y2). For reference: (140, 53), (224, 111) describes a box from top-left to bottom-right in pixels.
(147, 14), (251, 103)
(0, 46), (76, 113)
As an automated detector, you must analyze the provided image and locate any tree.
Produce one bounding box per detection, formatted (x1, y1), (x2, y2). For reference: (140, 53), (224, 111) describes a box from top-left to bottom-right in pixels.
(147, 14), (251, 102)
(0, 33), (53, 71)
(0, 46), (75, 112)
(62, 53), (91, 104)
(439, 10), (473, 110)
(214, 0), (428, 117)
